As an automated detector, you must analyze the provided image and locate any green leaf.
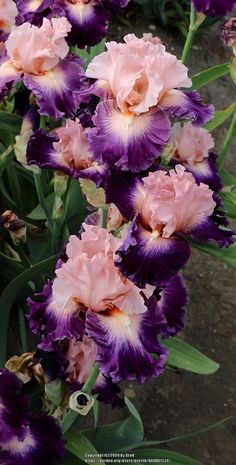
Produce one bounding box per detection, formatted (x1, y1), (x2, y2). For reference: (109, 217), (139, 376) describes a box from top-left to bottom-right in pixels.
(125, 416), (231, 452)
(220, 189), (236, 220)
(191, 63), (230, 90)
(230, 61), (236, 84)
(74, 40), (105, 67)
(0, 175), (17, 209)
(65, 429), (105, 465)
(0, 255), (57, 365)
(130, 449), (203, 465)
(27, 193), (55, 220)
(27, 229), (54, 264)
(119, 416), (231, 454)
(190, 240), (236, 267)
(0, 111), (22, 147)
(19, 307), (27, 353)
(65, 179), (88, 235)
(204, 103), (236, 132)
(221, 168), (236, 186)
(0, 252), (25, 280)
(83, 397), (144, 453)
(93, 399), (99, 429)
(163, 337), (219, 374)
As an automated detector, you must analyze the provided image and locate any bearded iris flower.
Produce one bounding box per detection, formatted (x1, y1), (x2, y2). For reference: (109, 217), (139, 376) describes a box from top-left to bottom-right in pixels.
(84, 33), (214, 172)
(167, 123), (222, 192)
(0, 415), (65, 465)
(0, 17), (85, 118)
(0, 0), (18, 42)
(15, 0), (130, 48)
(105, 165), (234, 287)
(0, 369), (65, 465)
(0, 369), (29, 444)
(26, 118), (108, 186)
(28, 224), (189, 383)
(52, 0), (130, 48)
(16, 0), (52, 25)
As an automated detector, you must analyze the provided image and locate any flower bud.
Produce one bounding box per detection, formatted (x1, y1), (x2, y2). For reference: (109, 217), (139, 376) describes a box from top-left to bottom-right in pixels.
(80, 179), (106, 209)
(107, 203), (124, 231)
(14, 109), (40, 173)
(221, 18), (236, 47)
(53, 171), (68, 198)
(0, 210), (26, 243)
(5, 353), (34, 384)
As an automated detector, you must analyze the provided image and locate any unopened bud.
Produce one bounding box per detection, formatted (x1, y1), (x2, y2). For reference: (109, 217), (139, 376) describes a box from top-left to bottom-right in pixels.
(0, 210), (26, 243)
(14, 110), (40, 173)
(80, 179), (106, 209)
(107, 203), (124, 231)
(53, 171), (68, 198)
(221, 18), (236, 47)
(5, 353), (34, 384)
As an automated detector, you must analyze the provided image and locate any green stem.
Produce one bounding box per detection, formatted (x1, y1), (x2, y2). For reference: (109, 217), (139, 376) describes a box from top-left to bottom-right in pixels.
(83, 362), (100, 394)
(19, 307), (27, 353)
(218, 109), (236, 171)
(51, 177), (71, 254)
(40, 116), (47, 129)
(60, 363), (100, 434)
(1, 144), (13, 160)
(33, 172), (53, 232)
(181, 5), (205, 65)
(102, 208), (108, 228)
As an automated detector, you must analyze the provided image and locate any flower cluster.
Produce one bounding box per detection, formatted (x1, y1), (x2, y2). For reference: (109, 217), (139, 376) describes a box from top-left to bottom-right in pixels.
(0, 368), (64, 465)
(1, 1), (235, 443)
(16, 0), (129, 48)
(28, 224), (188, 385)
(24, 32), (235, 400)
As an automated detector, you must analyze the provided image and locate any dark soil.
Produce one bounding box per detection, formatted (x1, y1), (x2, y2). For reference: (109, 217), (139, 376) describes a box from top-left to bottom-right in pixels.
(94, 16), (236, 465)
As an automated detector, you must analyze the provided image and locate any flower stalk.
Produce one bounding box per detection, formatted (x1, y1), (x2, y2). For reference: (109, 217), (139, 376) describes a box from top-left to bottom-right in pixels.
(60, 363), (100, 434)
(33, 171), (54, 232)
(181, 4), (205, 65)
(218, 109), (236, 171)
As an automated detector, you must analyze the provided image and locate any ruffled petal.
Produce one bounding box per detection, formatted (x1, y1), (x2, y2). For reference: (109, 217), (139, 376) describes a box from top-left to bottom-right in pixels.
(115, 216), (191, 287)
(0, 55), (22, 97)
(27, 281), (85, 351)
(86, 302), (168, 383)
(159, 90), (215, 126)
(93, 375), (125, 408)
(193, 0), (235, 16)
(53, 0), (109, 48)
(0, 369), (29, 444)
(88, 99), (171, 172)
(16, 0), (52, 25)
(105, 169), (144, 220)
(172, 152), (222, 192)
(23, 54), (85, 119)
(0, 414), (65, 465)
(27, 128), (108, 186)
(156, 274), (189, 337)
(184, 216), (235, 247)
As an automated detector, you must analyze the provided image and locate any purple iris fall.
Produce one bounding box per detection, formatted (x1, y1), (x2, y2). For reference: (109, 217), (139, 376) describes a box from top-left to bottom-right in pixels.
(192, 0), (236, 16)
(0, 369), (65, 465)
